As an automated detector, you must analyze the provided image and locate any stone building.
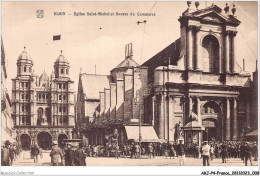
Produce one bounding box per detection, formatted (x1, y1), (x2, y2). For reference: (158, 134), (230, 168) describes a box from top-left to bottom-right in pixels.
(142, 4), (253, 147)
(1, 38), (15, 143)
(76, 43), (160, 145)
(12, 49), (75, 150)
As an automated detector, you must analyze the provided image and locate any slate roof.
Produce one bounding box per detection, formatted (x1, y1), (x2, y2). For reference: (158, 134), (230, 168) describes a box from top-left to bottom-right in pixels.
(115, 57), (139, 68)
(141, 39), (180, 83)
(80, 74), (112, 100)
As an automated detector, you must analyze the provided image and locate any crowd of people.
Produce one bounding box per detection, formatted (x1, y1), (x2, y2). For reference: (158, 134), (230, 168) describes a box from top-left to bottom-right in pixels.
(1, 139), (258, 166)
(196, 141), (258, 166)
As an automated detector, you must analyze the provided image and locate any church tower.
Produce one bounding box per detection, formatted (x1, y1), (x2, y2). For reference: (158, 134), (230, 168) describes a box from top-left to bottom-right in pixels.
(50, 51), (75, 131)
(178, 2), (240, 73)
(12, 47), (36, 127)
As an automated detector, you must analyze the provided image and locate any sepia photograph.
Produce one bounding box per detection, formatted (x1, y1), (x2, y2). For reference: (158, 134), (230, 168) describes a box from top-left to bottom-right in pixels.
(0, 0), (259, 174)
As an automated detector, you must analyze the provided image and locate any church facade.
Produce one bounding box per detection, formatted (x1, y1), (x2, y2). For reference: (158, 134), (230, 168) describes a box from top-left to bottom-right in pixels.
(142, 4), (253, 147)
(12, 49), (75, 150)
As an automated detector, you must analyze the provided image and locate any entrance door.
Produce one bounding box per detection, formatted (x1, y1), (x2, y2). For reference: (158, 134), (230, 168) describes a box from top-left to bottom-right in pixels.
(202, 119), (217, 142)
(203, 127), (217, 142)
(37, 132), (52, 150)
(20, 134), (31, 150)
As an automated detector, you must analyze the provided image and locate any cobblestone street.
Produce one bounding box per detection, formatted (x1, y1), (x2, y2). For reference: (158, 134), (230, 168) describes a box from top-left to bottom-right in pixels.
(12, 151), (258, 166)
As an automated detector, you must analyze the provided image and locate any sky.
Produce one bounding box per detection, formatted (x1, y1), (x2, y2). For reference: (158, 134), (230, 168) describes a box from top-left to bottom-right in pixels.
(1, 1), (258, 95)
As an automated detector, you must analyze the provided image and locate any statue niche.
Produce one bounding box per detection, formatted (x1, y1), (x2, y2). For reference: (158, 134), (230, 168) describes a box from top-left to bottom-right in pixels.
(37, 107), (48, 126)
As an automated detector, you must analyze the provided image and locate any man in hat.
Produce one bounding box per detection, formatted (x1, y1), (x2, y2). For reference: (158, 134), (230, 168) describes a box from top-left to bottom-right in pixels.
(176, 139), (185, 166)
(1, 140), (11, 166)
(74, 143), (86, 166)
(64, 143), (74, 166)
(201, 141), (210, 166)
(32, 144), (40, 163)
(9, 144), (15, 166)
(49, 141), (63, 166)
(244, 142), (253, 166)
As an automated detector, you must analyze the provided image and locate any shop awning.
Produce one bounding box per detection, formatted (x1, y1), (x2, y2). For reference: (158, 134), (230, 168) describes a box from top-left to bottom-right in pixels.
(125, 125), (164, 143)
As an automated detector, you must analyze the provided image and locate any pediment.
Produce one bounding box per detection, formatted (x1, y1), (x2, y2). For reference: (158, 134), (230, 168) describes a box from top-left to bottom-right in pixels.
(198, 11), (227, 23)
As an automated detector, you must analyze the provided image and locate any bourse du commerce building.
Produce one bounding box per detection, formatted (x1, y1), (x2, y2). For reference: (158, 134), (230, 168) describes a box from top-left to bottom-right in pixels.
(11, 50), (75, 150)
(78, 4), (257, 147)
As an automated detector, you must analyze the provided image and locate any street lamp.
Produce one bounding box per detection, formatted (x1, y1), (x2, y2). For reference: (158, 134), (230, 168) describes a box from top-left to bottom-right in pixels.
(135, 90), (142, 157)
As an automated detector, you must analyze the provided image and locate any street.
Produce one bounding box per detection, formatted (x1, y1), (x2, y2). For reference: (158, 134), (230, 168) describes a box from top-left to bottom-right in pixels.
(12, 151), (258, 166)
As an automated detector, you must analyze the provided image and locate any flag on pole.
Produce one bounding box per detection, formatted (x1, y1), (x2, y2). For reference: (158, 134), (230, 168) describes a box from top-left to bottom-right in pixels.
(53, 35), (61, 41)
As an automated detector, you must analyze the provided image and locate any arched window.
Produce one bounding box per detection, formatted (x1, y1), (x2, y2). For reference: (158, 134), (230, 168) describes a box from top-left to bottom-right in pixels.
(61, 69), (64, 74)
(24, 66), (26, 72)
(29, 67), (31, 72)
(201, 35), (219, 73)
(59, 95), (62, 100)
(21, 94), (24, 99)
(66, 69), (68, 74)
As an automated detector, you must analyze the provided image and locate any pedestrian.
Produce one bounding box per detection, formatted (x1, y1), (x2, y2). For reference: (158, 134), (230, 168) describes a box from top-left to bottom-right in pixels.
(130, 143), (136, 159)
(39, 147), (43, 159)
(15, 145), (20, 159)
(32, 144), (40, 163)
(1, 140), (11, 166)
(170, 145), (176, 159)
(122, 144), (127, 158)
(49, 141), (63, 166)
(202, 141), (210, 166)
(221, 141), (228, 163)
(64, 143), (74, 166)
(164, 145), (169, 159)
(176, 140), (185, 166)
(115, 145), (119, 159)
(195, 144), (200, 159)
(9, 144), (15, 166)
(74, 143), (87, 166)
(148, 143), (153, 159)
(244, 142), (253, 166)
(135, 143), (140, 158)
(210, 144), (214, 161)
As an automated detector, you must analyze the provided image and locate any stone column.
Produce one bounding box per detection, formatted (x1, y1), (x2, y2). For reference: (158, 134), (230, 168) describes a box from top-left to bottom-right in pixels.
(187, 26), (193, 70)
(246, 101), (251, 133)
(189, 96), (193, 116)
(194, 26), (202, 70)
(165, 95), (169, 142)
(152, 96), (156, 126)
(225, 98), (231, 140)
(196, 96), (201, 125)
(225, 32), (230, 73)
(231, 31), (237, 73)
(232, 98), (238, 140)
(158, 94), (164, 139)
